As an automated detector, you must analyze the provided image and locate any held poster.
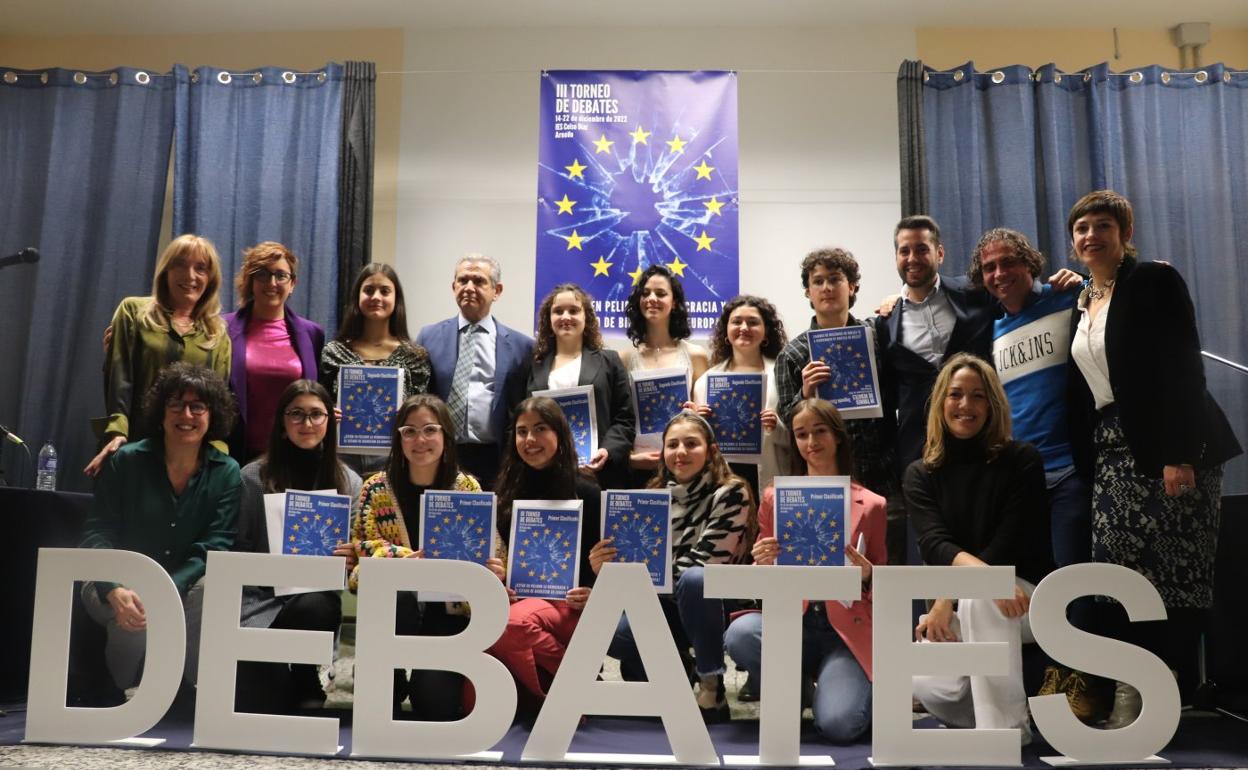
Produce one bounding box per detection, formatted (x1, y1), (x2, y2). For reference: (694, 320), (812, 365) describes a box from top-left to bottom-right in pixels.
(772, 475), (850, 567)
(535, 70), (739, 338)
(807, 325), (883, 420)
(507, 500), (583, 600)
(337, 365), (404, 454)
(533, 385), (598, 466)
(600, 489), (672, 592)
(705, 371), (765, 459)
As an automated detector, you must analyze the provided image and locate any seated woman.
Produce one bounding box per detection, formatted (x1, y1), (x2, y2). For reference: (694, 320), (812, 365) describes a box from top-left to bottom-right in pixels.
(79, 362), (241, 695)
(232, 380), (361, 712)
(521, 283), (635, 490)
(606, 410), (754, 720)
(349, 393), (505, 720)
(724, 398), (885, 743)
(907, 354), (1052, 743)
(487, 396), (605, 716)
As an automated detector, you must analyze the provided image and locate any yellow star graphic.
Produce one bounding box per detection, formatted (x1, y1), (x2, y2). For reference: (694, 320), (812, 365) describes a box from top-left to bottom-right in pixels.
(666, 256), (688, 277)
(565, 158), (587, 179)
(693, 231), (715, 251)
(666, 135), (687, 153)
(590, 256), (613, 277)
(627, 266), (645, 284)
(693, 160), (714, 180)
(629, 126), (651, 144)
(593, 134), (614, 154)
(563, 230), (585, 250)
(555, 194), (576, 215)
(703, 196), (725, 216)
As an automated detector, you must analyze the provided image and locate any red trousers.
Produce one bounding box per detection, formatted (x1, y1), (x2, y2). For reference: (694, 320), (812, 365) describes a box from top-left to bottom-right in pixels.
(489, 598), (582, 702)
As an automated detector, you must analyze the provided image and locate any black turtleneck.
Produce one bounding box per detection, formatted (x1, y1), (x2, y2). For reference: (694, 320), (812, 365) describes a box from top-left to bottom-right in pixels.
(501, 466), (602, 588)
(903, 436), (1053, 585)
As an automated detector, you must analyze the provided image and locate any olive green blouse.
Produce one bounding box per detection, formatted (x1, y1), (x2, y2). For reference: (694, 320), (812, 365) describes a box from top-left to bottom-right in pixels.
(104, 296), (231, 439)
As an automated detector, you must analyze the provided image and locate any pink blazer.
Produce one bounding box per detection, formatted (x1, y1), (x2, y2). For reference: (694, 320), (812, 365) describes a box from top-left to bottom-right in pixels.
(756, 481), (887, 680)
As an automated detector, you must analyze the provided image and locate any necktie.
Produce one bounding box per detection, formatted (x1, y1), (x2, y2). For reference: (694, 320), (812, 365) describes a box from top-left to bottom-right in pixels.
(447, 323), (479, 438)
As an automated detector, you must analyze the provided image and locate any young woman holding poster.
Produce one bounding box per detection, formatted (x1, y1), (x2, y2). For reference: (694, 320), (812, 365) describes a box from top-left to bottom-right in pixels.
(522, 283), (635, 490)
(605, 410), (753, 721)
(349, 393), (505, 720)
(321, 263), (433, 475)
(906, 354), (1051, 743)
(692, 294), (791, 500)
(487, 396), (605, 715)
(621, 266), (711, 484)
(724, 398), (885, 742)
(233, 379), (361, 713)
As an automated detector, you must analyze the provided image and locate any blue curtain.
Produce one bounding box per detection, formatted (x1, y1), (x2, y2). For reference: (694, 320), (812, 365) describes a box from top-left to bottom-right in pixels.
(0, 67), (174, 492)
(921, 61), (1247, 493)
(172, 63), (343, 331)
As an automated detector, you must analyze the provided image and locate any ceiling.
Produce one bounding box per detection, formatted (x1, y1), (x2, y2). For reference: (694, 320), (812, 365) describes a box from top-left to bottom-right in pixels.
(2, 0), (1246, 36)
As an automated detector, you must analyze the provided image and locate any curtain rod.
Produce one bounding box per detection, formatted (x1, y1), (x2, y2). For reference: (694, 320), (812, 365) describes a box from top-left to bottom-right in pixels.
(377, 68), (896, 75)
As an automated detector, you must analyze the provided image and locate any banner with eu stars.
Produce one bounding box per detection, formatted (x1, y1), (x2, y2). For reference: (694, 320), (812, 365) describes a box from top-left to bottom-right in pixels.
(772, 476), (850, 567)
(507, 500), (583, 601)
(536, 70), (739, 338)
(807, 325), (883, 420)
(601, 489), (672, 592)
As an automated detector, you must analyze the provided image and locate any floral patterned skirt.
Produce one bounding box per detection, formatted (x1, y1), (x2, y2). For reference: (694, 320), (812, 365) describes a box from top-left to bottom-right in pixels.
(1091, 408), (1222, 608)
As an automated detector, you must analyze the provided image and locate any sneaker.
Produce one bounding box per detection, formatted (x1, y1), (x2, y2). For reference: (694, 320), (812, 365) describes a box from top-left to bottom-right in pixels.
(1103, 681), (1142, 729)
(1038, 665), (1068, 697)
(1062, 670), (1112, 725)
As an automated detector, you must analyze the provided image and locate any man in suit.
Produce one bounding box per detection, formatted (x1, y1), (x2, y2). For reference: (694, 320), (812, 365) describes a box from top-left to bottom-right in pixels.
(416, 253), (534, 489)
(876, 215), (993, 477)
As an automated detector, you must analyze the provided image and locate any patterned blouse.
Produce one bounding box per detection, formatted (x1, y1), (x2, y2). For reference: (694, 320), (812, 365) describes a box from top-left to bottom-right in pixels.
(348, 470), (490, 591)
(669, 469), (753, 578)
(319, 339), (432, 403)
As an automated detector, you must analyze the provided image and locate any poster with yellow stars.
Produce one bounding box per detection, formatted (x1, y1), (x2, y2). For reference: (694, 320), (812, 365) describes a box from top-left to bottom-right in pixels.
(507, 500), (583, 600)
(705, 371), (765, 459)
(419, 489), (497, 602)
(533, 384), (598, 466)
(806, 325), (883, 420)
(630, 366), (690, 450)
(772, 475), (850, 567)
(536, 71), (738, 338)
(337, 365), (404, 454)
(265, 490), (352, 597)
(600, 490), (672, 592)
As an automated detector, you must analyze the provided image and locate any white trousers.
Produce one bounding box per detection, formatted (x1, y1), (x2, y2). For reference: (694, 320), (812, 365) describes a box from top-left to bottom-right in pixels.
(912, 578), (1036, 736)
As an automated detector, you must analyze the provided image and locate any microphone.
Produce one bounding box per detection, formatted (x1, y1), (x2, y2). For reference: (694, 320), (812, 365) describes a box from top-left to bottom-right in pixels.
(0, 247), (40, 270)
(0, 423), (25, 446)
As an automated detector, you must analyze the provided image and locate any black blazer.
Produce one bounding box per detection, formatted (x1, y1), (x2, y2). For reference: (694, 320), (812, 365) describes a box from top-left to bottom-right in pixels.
(1067, 257), (1241, 477)
(875, 275), (994, 475)
(516, 346), (637, 488)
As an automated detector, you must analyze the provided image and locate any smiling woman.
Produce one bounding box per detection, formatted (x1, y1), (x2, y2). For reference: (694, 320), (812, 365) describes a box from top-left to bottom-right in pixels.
(88, 235), (232, 477)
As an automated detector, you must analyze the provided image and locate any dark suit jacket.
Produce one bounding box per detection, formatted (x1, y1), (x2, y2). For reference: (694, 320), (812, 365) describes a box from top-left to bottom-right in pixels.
(875, 275), (993, 474)
(520, 346), (636, 489)
(416, 315), (535, 445)
(223, 304), (325, 460)
(1067, 257), (1241, 477)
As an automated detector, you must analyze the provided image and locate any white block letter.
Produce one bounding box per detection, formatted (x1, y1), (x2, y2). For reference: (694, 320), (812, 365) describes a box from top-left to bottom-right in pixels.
(192, 551), (344, 755)
(872, 565), (1019, 766)
(351, 558), (515, 759)
(524, 562), (718, 765)
(25, 548), (184, 744)
(1028, 563), (1179, 762)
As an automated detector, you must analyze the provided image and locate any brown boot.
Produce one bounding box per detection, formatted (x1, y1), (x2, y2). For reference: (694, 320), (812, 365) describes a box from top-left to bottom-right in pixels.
(1062, 670), (1113, 725)
(1038, 665), (1069, 697)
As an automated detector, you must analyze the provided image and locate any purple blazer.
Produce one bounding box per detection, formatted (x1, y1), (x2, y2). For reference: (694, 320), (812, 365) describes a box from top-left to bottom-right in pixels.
(223, 304), (325, 458)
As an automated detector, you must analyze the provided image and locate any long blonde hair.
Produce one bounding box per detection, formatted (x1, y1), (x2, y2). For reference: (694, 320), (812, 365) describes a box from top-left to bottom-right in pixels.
(922, 353), (1012, 469)
(142, 234), (226, 349)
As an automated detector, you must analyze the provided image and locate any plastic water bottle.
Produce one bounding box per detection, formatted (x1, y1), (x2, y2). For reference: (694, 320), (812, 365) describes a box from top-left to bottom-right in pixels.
(36, 441), (58, 491)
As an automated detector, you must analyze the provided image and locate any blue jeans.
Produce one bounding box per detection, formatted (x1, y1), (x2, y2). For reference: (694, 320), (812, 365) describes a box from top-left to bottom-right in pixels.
(609, 566), (727, 677)
(1047, 466), (1094, 633)
(724, 607), (872, 744)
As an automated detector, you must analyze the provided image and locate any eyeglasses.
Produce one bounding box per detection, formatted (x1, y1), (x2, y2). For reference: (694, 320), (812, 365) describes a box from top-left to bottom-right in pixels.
(398, 424), (443, 441)
(254, 269), (294, 284)
(284, 408), (329, 425)
(166, 399), (208, 416)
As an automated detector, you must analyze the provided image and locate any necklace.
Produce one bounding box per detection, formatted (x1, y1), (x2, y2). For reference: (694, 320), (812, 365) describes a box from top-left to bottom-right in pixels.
(171, 316), (194, 333)
(1086, 257), (1124, 302)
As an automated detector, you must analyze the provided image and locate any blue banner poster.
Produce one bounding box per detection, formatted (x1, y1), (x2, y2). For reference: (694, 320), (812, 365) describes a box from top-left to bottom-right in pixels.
(705, 372), (765, 459)
(807, 326), (883, 420)
(601, 489), (672, 592)
(282, 492), (351, 557)
(508, 500), (583, 600)
(535, 70), (739, 338)
(337, 365), (404, 454)
(632, 367), (689, 449)
(419, 491), (497, 566)
(772, 476), (850, 567)
(533, 385), (598, 466)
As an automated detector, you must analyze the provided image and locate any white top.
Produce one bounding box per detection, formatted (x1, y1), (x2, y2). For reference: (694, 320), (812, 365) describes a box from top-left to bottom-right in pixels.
(455, 313), (497, 443)
(692, 358), (792, 490)
(547, 354), (583, 391)
(899, 275), (956, 367)
(1071, 293), (1115, 410)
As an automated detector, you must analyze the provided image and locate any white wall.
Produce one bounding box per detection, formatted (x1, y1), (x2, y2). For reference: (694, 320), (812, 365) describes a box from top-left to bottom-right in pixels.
(395, 25), (915, 343)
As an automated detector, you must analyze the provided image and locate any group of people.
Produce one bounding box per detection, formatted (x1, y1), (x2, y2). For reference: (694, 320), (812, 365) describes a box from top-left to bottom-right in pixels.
(77, 189), (1240, 745)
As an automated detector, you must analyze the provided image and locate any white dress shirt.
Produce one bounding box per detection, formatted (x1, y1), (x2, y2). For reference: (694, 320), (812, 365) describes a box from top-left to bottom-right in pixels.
(1071, 294), (1115, 410)
(457, 313), (498, 443)
(900, 275), (957, 367)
